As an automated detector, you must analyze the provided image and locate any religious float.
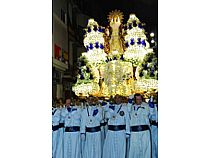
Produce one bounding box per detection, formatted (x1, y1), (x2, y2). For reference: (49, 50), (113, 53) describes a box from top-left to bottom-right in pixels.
(72, 10), (158, 98)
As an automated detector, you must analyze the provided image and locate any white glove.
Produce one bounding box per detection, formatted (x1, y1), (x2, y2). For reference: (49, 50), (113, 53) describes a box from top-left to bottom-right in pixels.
(81, 133), (85, 141)
(150, 96), (153, 102)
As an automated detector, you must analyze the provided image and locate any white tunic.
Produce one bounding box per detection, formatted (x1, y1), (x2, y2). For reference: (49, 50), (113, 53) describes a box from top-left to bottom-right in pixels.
(100, 101), (110, 151)
(57, 107), (65, 158)
(150, 104), (158, 158)
(100, 106), (106, 153)
(128, 102), (152, 158)
(52, 108), (61, 158)
(62, 106), (82, 158)
(103, 104), (130, 158)
(81, 105), (103, 158)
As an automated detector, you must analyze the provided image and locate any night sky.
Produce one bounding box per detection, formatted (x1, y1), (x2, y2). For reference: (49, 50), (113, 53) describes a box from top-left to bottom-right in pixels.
(83, 0), (158, 36)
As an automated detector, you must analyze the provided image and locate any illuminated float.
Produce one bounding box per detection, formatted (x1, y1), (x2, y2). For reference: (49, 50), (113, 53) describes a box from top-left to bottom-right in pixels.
(72, 10), (158, 97)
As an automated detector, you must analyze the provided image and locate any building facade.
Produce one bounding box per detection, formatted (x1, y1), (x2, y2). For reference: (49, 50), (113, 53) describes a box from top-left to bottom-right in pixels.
(52, 0), (89, 100)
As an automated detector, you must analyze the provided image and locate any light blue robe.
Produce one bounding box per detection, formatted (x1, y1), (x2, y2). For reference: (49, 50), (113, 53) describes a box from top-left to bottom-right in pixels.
(80, 106), (86, 157)
(100, 108), (105, 153)
(102, 104), (130, 158)
(128, 102), (152, 158)
(81, 105), (103, 158)
(100, 102), (110, 153)
(150, 104), (158, 158)
(57, 107), (65, 158)
(62, 106), (82, 158)
(52, 108), (61, 158)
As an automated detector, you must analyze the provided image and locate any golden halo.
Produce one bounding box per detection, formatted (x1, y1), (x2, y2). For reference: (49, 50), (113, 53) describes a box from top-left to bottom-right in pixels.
(107, 9), (124, 22)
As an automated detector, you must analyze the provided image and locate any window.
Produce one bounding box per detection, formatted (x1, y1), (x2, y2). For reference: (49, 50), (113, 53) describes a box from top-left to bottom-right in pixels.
(61, 9), (66, 24)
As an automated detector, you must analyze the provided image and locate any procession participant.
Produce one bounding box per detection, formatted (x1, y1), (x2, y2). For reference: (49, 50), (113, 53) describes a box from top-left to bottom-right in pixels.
(74, 97), (81, 107)
(58, 98), (64, 108)
(128, 93), (152, 158)
(97, 97), (111, 155)
(62, 98), (82, 158)
(149, 96), (158, 158)
(56, 98), (65, 158)
(102, 94), (130, 158)
(52, 100), (61, 158)
(122, 96), (128, 105)
(80, 97), (87, 109)
(102, 96), (115, 139)
(98, 97), (108, 152)
(81, 95), (103, 158)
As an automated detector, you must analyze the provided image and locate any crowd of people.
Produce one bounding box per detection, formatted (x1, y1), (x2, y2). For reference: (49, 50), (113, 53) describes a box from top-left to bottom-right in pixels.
(52, 93), (158, 158)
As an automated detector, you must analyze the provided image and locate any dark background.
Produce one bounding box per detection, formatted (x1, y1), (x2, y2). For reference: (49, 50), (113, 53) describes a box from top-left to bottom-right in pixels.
(80, 0), (157, 35)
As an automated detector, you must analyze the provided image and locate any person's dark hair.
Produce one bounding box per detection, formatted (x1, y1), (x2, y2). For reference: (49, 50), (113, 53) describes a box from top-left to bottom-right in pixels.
(74, 96), (79, 100)
(134, 93), (144, 102)
(81, 99), (86, 102)
(65, 97), (71, 101)
(59, 98), (64, 103)
(88, 95), (94, 98)
(114, 94), (121, 99)
(113, 94), (122, 104)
